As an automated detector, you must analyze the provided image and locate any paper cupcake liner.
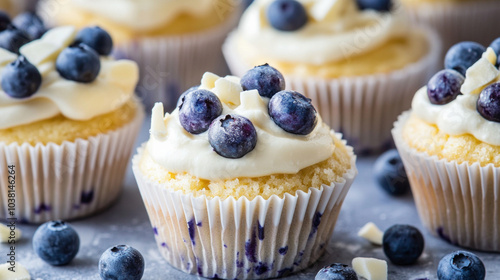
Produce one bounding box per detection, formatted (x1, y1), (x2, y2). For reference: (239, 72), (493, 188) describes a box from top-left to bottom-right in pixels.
(404, 1), (500, 55)
(223, 27), (441, 154)
(0, 102), (144, 224)
(392, 111), (500, 252)
(132, 134), (357, 279)
(114, 11), (240, 112)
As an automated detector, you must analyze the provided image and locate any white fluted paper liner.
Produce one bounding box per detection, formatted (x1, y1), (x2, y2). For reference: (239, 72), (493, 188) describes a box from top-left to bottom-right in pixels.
(404, 1), (500, 54)
(392, 111), (500, 252)
(0, 103), (144, 224)
(132, 134), (357, 279)
(223, 27), (441, 154)
(115, 11), (240, 112)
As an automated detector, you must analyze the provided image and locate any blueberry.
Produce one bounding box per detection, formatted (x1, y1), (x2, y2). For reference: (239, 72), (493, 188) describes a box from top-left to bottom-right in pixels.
(32, 221), (80, 266)
(99, 245), (145, 280)
(12, 12), (46, 39)
(315, 263), (358, 280)
(383, 224), (424, 265)
(488, 37), (500, 67)
(176, 85), (199, 108)
(477, 82), (500, 123)
(269, 90), (317, 135)
(208, 114), (257, 159)
(444, 42), (485, 76)
(240, 64), (285, 98)
(427, 69), (464, 105)
(178, 89), (223, 134)
(243, 0), (254, 9)
(356, 0), (392, 11)
(0, 11), (11, 31)
(0, 25), (31, 54)
(73, 26), (113, 56)
(1, 56), (42, 98)
(437, 251), (485, 280)
(373, 149), (410, 196)
(267, 0), (308, 31)
(56, 43), (101, 83)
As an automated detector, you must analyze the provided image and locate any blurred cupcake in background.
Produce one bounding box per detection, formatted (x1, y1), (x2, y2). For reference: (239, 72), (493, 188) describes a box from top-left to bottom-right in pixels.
(399, 0), (500, 55)
(0, 0), (38, 16)
(38, 0), (242, 111)
(224, 0), (441, 154)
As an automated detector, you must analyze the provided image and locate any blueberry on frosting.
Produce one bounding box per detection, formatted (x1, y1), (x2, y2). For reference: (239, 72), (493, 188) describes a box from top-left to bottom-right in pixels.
(0, 25), (31, 54)
(267, 0), (308, 32)
(73, 26), (113, 56)
(477, 83), (500, 123)
(269, 90), (317, 135)
(179, 89), (223, 134)
(56, 43), (101, 83)
(13, 12), (46, 40)
(445, 42), (485, 76)
(0, 11), (10, 31)
(241, 64), (285, 98)
(1, 56), (42, 98)
(208, 114), (257, 159)
(488, 37), (500, 67)
(427, 69), (464, 105)
(356, 0), (392, 12)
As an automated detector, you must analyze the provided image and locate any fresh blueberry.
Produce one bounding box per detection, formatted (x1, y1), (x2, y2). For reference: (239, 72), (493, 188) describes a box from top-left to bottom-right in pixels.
(176, 85), (199, 108)
(243, 0), (254, 9)
(240, 64), (285, 98)
(437, 251), (485, 280)
(373, 149), (409, 196)
(383, 224), (424, 265)
(356, 0), (392, 11)
(99, 245), (145, 280)
(315, 263), (358, 280)
(32, 221), (80, 266)
(1, 56), (42, 98)
(0, 11), (11, 31)
(477, 82), (500, 123)
(444, 42), (485, 76)
(73, 26), (113, 56)
(208, 114), (257, 159)
(488, 37), (500, 67)
(0, 25), (31, 54)
(427, 69), (464, 105)
(178, 89), (223, 134)
(12, 12), (46, 39)
(269, 90), (317, 135)
(267, 0), (308, 31)
(56, 43), (101, 83)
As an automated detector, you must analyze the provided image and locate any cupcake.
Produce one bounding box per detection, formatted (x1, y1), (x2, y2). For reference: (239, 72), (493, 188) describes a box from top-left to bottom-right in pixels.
(132, 65), (357, 278)
(38, 0), (242, 111)
(0, 25), (144, 223)
(393, 39), (500, 251)
(223, 0), (441, 154)
(399, 0), (500, 55)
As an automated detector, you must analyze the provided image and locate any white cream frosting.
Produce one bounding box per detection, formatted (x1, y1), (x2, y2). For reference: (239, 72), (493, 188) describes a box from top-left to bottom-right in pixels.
(69, 0), (216, 31)
(0, 26), (139, 129)
(147, 73), (335, 180)
(235, 0), (410, 65)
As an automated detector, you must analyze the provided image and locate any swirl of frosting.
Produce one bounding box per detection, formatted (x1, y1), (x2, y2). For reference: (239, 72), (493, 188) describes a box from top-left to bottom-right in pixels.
(147, 73), (335, 180)
(234, 0), (410, 65)
(0, 26), (139, 129)
(68, 0), (217, 32)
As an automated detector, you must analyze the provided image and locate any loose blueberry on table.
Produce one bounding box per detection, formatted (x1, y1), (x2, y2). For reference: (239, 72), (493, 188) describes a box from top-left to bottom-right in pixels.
(373, 149), (410, 196)
(12, 12), (46, 40)
(269, 90), (318, 135)
(477, 82), (500, 123)
(444, 42), (485, 76)
(0, 24), (31, 54)
(32, 220), (80, 266)
(1, 55), (42, 98)
(437, 251), (485, 280)
(178, 88), (223, 134)
(99, 245), (145, 280)
(267, 0), (308, 31)
(240, 63), (285, 98)
(56, 43), (101, 83)
(315, 263), (358, 280)
(382, 224), (424, 265)
(427, 69), (464, 105)
(356, 0), (392, 11)
(208, 114), (258, 159)
(73, 26), (113, 56)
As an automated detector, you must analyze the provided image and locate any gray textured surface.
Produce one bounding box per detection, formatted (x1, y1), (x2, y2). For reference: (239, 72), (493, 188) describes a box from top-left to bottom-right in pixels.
(7, 118), (500, 280)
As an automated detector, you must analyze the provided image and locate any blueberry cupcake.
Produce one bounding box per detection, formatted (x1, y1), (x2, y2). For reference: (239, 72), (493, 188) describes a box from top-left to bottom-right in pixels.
(0, 25), (143, 223)
(39, 0), (242, 111)
(393, 39), (500, 251)
(132, 65), (357, 278)
(399, 0), (500, 54)
(224, 0), (441, 153)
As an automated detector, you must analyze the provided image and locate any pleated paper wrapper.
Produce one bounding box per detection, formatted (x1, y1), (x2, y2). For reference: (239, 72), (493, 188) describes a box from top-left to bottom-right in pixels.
(223, 27), (441, 154)
(132, 134), (357, 279)
(0, 104), (144, 224)
(393, 111), (500, 252)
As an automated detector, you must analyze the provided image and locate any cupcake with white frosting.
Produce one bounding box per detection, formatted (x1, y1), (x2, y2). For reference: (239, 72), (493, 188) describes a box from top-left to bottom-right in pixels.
(224, 0), (441, 153)
(393, 40), (500, 251)
(0, 25), (144, 223)
(132, 65), (357, 278)
(38, 0), (241, 111)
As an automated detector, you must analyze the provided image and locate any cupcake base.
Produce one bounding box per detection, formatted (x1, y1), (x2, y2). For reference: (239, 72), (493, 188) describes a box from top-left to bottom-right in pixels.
(0, 101), (144, 224)
(393, 111), (500, 252)
(132, 134), (357, 279)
